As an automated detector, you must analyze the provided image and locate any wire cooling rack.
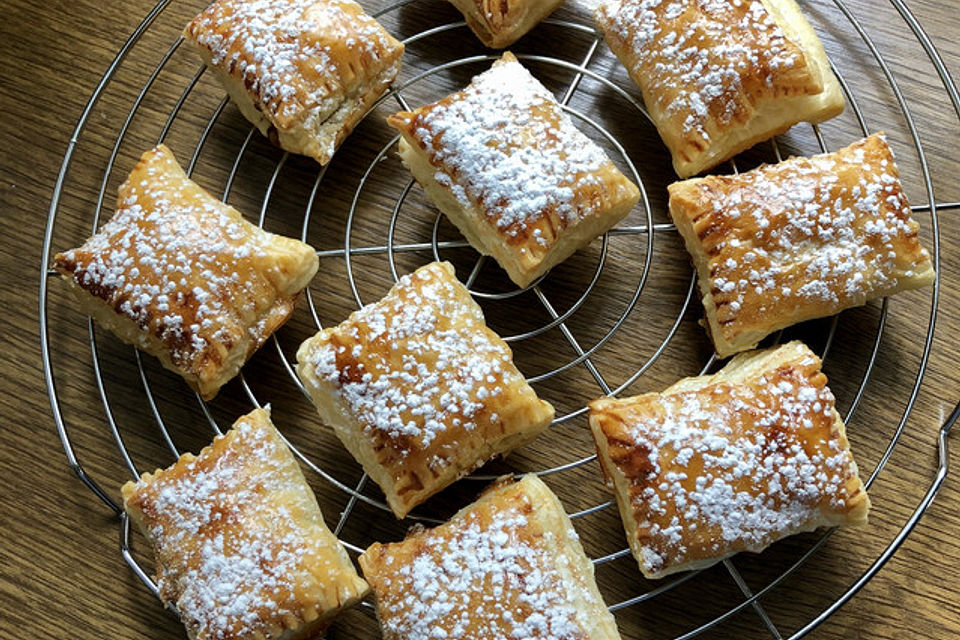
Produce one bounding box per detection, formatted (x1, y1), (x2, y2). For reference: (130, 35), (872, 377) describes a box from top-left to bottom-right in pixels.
(39, 0), (960, 638)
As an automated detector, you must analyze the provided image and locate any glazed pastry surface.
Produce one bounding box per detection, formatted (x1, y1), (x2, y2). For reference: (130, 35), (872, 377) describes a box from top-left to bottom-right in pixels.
(389, 52), (639, 288)
(669, 133), (935, 356)
(359, 474), (622, 639)
(596, 0), (844, 177)
(121, 408), (369, 640)
(296, 261), (554, 518)
(185, 0), (404, 164)
(54, 144), (318, 399)
(589, 341), (870, 579)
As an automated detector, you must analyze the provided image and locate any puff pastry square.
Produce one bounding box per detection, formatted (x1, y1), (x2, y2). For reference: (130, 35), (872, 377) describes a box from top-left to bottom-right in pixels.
(296, 261), (554, 518)
(447, 0), (564, 48)
(595, 0), (845, 177)
(668, 133), (935, 357)
(185, 0), (404, 165)
(121, 408), (369, 640)
(388, 52), (640, 289)
(53, 144), (318, 399)
(359, 474), (621, 640)
(589, 341), (870, 579)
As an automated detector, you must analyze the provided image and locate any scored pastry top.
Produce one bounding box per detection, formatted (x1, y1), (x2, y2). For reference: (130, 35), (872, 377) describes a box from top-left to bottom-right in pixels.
(359, 474), (621, 640)
(305, 263), (522, 447)
(668, 133), (934, 355)
(121, 408), (368, 640)
(53, 144), (318, 396)
(185, 0), (404, 129)
(589, 341), (869, 578)
(388, 52), (637, 253)
(595, 0), (842, 177)
(596, 0), (817, 148)
(296, 261), (554, 517)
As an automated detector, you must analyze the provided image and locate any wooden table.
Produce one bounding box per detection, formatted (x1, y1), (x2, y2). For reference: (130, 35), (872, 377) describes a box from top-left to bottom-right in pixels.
(2, 0), (959, 638)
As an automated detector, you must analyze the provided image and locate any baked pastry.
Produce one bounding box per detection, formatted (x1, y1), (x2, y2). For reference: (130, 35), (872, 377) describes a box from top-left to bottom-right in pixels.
(595, 0), (845, 177)
(121, 408), (369, 640)
(296, 261), (554, 518)
(446, 0), (564, 48)
(668, 133), (935, 357)
(589, 341), (870, 579)
(184, 0), (404, 165)
(359, 474), (622, 639)
(53, 144), (318, 399)
(387, 52), (640, 288)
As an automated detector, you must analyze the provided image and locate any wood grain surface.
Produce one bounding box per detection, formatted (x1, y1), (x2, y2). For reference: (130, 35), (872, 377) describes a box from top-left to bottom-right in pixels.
(2, 0), (959, 639)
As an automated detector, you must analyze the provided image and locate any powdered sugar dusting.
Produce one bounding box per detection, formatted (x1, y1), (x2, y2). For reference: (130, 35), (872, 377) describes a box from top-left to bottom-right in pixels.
(689, 134), (930, 328)
(596, 0), (808, 145)
(403, 55), (617, 242)
(306, 263), (517, 452)
(370, 486), (590, 639)
(53, 146), (303, 375)
(600, 345), (861, 575)
(126, 411), (361, 639)
(186, 0), (401, 126)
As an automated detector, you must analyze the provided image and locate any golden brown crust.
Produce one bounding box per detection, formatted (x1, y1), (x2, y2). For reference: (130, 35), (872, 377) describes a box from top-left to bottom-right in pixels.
(595, 0), (844, 177)
(121, 408), (369, 640)
(358, 474), (621, 639)
(53, 144), (318, 399)
(446, 0), (565, 48)
(589, 341), (870, 579)
(296, 262), (554, 518)
(387, 52), (639, 288)
(668, 133), (935, 357)
(184, 0), (404, 165)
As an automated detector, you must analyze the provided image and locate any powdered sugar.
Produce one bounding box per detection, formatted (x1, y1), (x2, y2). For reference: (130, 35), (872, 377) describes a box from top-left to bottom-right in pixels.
(307, 263), (514, 450)
(694, 135), (929, 325)
(373, 489), (589, 639)
(596, 0), (805, 143)
(601, 345), (861, 574)
(54, 147), (293, 373)
(126, 412), (360, 639)
(404, 55), (614, 239)
(187, 0), (401, 126)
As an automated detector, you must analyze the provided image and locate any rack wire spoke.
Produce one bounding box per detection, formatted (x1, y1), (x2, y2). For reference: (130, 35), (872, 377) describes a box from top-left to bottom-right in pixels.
(334, 474), (369, 538)
(608, 570), (705, 612)
(723, 558), (784, 640)
(533, 285), (613, 395)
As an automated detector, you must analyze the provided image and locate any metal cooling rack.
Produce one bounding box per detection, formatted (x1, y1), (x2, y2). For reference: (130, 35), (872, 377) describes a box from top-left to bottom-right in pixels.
(39, 0), (960, 638)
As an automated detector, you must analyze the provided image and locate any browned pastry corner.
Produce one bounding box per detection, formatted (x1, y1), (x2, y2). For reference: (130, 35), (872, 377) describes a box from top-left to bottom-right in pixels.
(446, 0), (565, 48)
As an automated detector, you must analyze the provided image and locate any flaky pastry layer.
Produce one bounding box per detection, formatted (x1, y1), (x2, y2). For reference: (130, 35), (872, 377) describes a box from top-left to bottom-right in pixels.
(185, 0), (404, 164)
(668, 133), (935, 357)
(359, 474), (621, 639)
(296, 261), (554, 518)
(54, 144), (318, 399)
(589, 341), (870, 579)
(596, 0), (844, 177)
(388, 52), (639, 288)
(122, 408), (369, 640)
